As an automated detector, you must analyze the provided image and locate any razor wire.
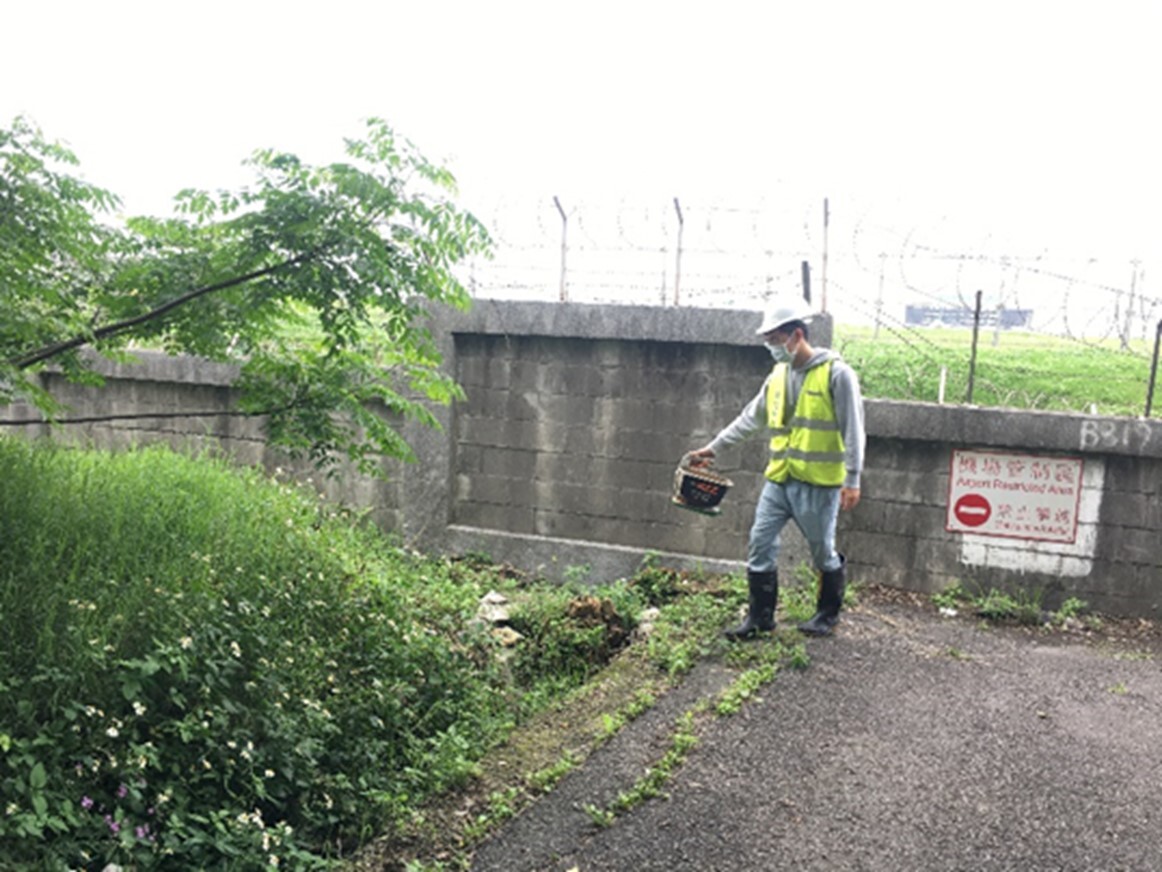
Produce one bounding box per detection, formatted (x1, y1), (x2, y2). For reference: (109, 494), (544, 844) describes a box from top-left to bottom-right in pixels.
(459, 195), (1158, 368)
(457, 195), (1162, 416)
(463, 196), (1154, 337)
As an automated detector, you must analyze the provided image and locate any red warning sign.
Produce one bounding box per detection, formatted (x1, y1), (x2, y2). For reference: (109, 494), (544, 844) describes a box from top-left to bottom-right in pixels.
(953, 493), (991, 527)
(945, 449), (1084, 543)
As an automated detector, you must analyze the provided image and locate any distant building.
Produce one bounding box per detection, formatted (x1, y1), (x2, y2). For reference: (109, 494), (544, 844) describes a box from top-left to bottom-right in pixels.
(905, 305), (1033, 330)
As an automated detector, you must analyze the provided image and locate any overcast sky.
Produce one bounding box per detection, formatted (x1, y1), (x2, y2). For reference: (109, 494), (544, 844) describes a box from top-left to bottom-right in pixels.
(4, 1), (1159, 277)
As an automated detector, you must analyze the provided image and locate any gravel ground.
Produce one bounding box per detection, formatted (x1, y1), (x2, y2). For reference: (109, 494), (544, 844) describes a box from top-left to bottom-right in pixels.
(470, 592), (1162, 872)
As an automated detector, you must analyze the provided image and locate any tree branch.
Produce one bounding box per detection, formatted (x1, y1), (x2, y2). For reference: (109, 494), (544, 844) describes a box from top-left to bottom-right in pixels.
(0, 406), (294, 427)
(11, 249), (322, 370)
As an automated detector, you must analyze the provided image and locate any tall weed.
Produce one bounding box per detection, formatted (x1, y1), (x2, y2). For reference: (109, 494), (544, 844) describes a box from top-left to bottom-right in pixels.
(0, 439), (510, 868)
(0, 438), (756, 868)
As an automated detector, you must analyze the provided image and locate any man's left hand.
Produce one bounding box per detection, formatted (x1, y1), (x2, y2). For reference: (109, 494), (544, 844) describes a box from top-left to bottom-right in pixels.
(840, 487), (861, 511)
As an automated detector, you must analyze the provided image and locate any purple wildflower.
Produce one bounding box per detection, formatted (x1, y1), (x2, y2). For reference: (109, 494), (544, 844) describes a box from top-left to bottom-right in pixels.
(104, 814), (121, 834)
(117, 783), (128, 799)
(80, 795), (94, 811)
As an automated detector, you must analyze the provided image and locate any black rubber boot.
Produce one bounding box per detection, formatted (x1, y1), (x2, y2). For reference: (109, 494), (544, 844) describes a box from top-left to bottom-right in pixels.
(798, 556), (846, 637)
(725, 570), (778, 641)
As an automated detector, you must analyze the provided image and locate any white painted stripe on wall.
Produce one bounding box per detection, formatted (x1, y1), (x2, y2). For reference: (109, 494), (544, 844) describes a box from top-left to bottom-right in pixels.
(958, 457), (1105, 577)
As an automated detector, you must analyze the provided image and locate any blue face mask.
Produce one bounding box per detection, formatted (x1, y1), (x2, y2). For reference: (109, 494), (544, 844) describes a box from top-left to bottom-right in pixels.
(766, 342), (791, 363)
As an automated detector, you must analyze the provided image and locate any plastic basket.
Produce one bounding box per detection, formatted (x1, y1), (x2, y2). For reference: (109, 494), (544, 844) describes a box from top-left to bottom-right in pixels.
(670, 456), (733, 516)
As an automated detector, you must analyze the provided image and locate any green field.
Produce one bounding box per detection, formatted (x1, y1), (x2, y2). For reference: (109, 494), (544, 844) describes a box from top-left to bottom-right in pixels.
(834, 324), (1159, 417)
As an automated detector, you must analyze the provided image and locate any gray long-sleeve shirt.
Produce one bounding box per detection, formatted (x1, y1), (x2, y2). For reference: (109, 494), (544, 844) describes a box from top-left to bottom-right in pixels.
(708, 349), (866, 489)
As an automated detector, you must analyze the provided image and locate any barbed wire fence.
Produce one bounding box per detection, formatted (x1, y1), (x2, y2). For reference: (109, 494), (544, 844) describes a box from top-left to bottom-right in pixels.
(460, 196), (1161, 417)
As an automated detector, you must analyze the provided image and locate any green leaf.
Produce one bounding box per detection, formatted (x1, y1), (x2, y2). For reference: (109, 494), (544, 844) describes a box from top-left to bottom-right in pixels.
(29, 761), (46, 790)
(120, 676), (142, 700)
(1, 114), (491, 473)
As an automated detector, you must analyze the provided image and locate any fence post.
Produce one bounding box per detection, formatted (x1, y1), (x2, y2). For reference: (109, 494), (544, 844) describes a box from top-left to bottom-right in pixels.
(1146, 318), (1162, 417)
(966, 290), (983, 404)
(874, 252), (886, 339)
(821, 197), (830, 312)
(673, 197), (684, 306)
(553, 196), (568, 302)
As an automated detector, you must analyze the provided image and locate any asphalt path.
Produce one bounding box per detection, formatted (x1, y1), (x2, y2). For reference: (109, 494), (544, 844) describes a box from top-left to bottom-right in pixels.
(470, 592), (1162, 872)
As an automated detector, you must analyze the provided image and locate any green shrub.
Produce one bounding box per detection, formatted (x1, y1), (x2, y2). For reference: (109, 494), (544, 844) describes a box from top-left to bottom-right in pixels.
(972, 588), (1044, 625)
(0, 437), (779, 868)
(1054, 596), (1088, 622)
(0, 439), (514, 869)
(932, 582), (969, 611)
(630, 561), (684, 607)
(506, 584), (643, 695)
(644, 588), (741, 676)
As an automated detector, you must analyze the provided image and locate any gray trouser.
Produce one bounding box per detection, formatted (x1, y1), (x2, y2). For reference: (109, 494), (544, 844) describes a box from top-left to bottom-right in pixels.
(746, 477), (842, 574)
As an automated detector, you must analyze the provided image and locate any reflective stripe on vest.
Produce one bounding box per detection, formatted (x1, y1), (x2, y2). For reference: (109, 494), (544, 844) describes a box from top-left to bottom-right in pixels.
(764, 360), (846, 486)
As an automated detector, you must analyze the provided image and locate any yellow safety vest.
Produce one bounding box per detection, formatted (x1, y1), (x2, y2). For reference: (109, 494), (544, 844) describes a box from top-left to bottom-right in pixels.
(763, 360), (846, 486)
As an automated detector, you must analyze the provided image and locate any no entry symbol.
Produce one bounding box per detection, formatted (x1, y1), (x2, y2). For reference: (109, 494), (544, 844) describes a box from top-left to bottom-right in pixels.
(953, 493), (992, 527)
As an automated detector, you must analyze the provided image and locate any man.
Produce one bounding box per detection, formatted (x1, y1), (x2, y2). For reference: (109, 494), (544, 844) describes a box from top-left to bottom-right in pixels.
(689, 296), (865, 638)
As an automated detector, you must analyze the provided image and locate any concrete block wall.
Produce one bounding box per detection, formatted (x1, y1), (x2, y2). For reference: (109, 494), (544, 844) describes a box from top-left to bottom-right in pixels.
(857, 402), (1162, 616)
(449, 332), (769, 559)
(4, 301), (1160, 617)
(418, 301), (833, 583)
(1, 354), (402, 533)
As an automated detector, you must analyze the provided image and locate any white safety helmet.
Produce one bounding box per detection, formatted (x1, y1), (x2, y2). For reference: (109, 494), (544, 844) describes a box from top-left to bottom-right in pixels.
(755, 296), (815, 335)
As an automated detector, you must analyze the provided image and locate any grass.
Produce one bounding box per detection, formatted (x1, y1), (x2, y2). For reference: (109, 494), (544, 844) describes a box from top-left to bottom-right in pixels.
(932, 581), (1045, 624)
(582, 633), (809, 829)
(2, 437), (813, 871)
(356, 563), (819, 869)
(582, 708), (701, 827)
(0, 438), (697, 869)
(7, 318), (1157, 868)
(834, 324), (1157, 416)
(931, 581), (1100, 629)
(0, 438), (525, 868)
